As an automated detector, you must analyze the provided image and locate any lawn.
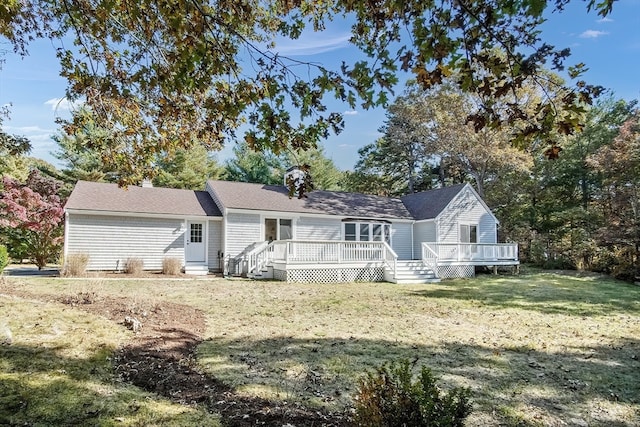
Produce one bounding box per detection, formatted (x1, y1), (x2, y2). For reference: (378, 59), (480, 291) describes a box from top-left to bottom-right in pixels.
(1, 270), (639, 426)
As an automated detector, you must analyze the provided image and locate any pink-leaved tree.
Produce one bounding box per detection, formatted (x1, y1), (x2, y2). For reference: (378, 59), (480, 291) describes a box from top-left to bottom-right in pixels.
(0, 170), (65, 269)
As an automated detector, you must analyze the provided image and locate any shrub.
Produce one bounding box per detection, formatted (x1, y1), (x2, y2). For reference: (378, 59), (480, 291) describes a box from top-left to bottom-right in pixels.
(353, 360), (472, 427)
(61, 253), (90, 277)
(0, 245), (8, 274)
(162, 257), (182, 275)
(124, 257), (144, 275)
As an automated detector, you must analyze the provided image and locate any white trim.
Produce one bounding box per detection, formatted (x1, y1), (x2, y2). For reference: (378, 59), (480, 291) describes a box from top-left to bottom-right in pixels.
(65, 208), (223, 221)
(414, 218), (437, 224)
(185, 220), (208, 263)
(410, 221), (415, 260)
(63, 211), (70, 259)
(221, 215), (228, 261)
(225, 207), (414, 224)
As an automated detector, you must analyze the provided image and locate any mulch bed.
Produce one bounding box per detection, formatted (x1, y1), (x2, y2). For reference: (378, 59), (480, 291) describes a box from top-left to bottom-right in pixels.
(1, 282), (350, 426)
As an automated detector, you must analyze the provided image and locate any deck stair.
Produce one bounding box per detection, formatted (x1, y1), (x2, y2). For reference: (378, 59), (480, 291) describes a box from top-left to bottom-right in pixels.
(389, 260), (440, 284)
(249, 265), (273, 280)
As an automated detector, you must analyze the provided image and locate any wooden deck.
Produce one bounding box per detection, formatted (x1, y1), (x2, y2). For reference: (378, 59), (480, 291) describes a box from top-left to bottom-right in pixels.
(238, 240), (519, 282)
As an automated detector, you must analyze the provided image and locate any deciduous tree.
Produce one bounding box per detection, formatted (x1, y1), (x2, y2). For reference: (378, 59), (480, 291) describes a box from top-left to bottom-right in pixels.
(588, 112), (640, 279)
(0, 170), (65, 269)
(1, 0), (612, 188)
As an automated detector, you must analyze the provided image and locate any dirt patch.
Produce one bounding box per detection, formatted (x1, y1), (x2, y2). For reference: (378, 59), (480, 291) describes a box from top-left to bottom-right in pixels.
(0, 282), (349, 426)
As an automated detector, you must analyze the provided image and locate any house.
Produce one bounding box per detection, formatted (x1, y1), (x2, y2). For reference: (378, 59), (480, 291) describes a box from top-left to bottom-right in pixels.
(63, 175), (519, 282)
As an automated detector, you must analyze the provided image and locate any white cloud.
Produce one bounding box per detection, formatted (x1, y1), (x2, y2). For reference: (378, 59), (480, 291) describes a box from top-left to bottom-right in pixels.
(44, 97), (83, 112)
(343, 110), (358, 116)
(579, 29), (609, 38)
(4, 125), (59, 164)
(597, 17), (614, 23)
(4, 125), (55, 135)
(273, 34), (351, 56)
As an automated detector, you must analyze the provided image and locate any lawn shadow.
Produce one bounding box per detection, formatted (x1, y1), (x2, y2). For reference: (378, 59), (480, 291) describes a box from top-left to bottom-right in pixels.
(0, 343), (220, 425)
(406, 272), (640, 316)
(197, 334), (640, 426)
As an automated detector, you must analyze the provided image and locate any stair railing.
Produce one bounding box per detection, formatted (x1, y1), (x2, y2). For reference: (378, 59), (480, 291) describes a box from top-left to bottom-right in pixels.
(382, 242), (398, 279)
(421, 243), (439, 278)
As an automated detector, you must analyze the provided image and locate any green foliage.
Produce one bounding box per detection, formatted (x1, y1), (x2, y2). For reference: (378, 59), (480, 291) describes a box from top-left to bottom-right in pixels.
(0, 244), (8, 274)
(223, 141), (284, 185)
(2, 0), (617, 186)
(285, 146), (345, 191)
(353, 360), (472, 427)
(2, 228), (30, 262)
(154, 146), (223, 190)
(481, 96), (640, 279)
(53, 127), (119, 184)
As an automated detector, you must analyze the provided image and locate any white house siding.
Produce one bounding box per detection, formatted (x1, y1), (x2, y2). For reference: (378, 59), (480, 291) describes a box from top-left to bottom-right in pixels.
(391, 222), (413, 260)
(437, 188), (497, 244)
(66, 214), (184, 271)
(225, 212), (261, 258)
(296, 217), (342, 241)
(413, 220), (436, 258)
(208, 220), (223, 271)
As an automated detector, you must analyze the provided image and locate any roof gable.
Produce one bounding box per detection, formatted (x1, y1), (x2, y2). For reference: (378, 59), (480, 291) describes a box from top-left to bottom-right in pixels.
(400, 184), (467, 220)
(206, 180), (414, 220)
(65, 181), (222, 217)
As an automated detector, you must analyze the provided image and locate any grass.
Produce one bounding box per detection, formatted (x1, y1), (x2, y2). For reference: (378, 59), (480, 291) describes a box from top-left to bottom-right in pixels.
(0, 292), (220, 426)
(2, 271), (640, 426)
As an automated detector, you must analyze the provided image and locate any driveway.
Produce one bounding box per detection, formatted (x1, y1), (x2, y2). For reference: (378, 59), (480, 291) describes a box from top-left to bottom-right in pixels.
(3, 264), (60, 277)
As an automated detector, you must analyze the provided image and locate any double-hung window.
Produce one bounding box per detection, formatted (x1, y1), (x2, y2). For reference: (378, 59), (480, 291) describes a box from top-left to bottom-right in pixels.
(343, 220), (391, 244)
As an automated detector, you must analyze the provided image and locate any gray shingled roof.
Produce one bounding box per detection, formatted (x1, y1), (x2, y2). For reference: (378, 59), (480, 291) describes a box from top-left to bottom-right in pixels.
(207, 180), (415, 220)
(401, 183), (468, 220)
(65, 181), (222, 217)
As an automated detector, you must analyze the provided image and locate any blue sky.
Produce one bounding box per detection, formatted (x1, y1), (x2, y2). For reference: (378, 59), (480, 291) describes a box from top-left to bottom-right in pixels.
(1, 1), (639, 172)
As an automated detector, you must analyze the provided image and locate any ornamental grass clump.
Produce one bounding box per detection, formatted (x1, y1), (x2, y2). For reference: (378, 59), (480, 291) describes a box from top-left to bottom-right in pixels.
(353, 360), (472, 427)
(61, 253), (90, 277)
(124, 257), (144, 275)
(162, 257), (182, 275)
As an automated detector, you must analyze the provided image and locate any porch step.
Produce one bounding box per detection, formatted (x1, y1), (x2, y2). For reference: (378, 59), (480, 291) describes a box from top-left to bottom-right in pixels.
(249, 266), (274, 280)
(184, 263), (209, 276)
(388, 260), (440, 284)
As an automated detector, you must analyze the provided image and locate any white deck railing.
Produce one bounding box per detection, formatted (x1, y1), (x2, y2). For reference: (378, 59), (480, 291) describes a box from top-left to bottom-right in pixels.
(422, 242), (518, 263)
(248, 240), (398, 276)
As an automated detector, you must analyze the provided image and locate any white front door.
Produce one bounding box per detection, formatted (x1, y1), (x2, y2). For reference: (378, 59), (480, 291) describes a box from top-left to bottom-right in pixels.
(186, 221), (206, 262)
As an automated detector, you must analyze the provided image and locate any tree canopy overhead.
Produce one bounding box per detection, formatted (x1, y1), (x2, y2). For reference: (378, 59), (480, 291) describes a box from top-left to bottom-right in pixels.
(2, 0), (613, 185)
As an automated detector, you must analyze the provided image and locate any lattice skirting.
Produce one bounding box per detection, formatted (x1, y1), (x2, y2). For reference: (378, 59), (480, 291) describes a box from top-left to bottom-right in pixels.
(437, 265), (475, 278)
(275, 267), (385, 283)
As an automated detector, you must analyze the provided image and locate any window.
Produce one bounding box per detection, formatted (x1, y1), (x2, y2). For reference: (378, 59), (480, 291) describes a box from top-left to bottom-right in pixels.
(343, 221), (391, 244)
(345, 223), (357, 241)
(460, 224), (478, 243)
(470, 225), (477, 244)
(265, 218), (293, 241)
(359, 223), (370, 241)
(190, 223), (203, 243)
(279, 219), (292, 240)
(372, 224), (382, 241)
